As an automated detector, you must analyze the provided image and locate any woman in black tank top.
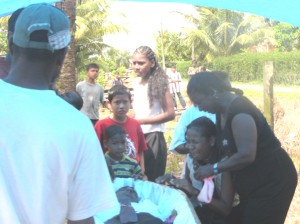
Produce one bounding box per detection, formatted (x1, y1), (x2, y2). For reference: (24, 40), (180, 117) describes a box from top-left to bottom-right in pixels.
(186, 72), (297, 224)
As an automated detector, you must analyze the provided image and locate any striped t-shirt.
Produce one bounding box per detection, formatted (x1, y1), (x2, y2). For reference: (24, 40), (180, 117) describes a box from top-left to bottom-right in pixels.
(105, 153), (142, 178)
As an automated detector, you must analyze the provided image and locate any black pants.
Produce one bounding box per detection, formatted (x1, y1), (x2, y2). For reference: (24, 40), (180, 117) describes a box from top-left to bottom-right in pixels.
(144, 132), (167, 182)
(229, 149), (298, 224)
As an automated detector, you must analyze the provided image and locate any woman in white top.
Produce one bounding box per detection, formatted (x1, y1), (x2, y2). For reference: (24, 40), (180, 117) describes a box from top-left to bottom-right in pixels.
(131, 46), (175, 181)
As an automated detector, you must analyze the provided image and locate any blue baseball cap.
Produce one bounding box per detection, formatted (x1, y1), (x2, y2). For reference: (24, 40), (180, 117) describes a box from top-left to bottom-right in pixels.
(13, 3), (70, 52)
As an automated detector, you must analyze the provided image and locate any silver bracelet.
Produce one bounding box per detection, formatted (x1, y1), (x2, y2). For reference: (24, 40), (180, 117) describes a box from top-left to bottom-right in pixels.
(213, 163), (219, 175)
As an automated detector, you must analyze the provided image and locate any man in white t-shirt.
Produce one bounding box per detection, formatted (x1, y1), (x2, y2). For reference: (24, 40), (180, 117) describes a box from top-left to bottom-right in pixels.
(1, 3), (118, 224)
(168, 65), (186, 110)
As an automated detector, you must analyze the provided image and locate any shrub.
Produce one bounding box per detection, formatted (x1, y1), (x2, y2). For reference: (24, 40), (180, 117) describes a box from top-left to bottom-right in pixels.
(208, 51), (300, 85)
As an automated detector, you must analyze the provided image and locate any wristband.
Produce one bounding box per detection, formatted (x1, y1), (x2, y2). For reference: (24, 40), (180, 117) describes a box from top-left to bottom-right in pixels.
(213, 163), (219, 175)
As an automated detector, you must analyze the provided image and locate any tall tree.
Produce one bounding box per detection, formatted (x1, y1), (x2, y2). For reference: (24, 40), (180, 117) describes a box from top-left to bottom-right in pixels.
(55, 0), (77, 93)
(0, 16), (8, 56)
(182, 7), (273, 62)
(75, 0), (124, 72)
(273, 23), (300, 51)
(155, 31), (191, 63)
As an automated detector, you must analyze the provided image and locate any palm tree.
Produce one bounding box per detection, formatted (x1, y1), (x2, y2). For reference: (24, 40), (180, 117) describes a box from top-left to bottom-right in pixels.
(55, 0), (124, 92)
(75, 0), (125, 72)
(55, 0), (77, 93)
(182, 7), (273, 62)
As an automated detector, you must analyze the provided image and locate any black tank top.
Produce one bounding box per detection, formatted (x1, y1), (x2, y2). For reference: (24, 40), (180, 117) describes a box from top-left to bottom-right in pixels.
(216, 96), (282, 196)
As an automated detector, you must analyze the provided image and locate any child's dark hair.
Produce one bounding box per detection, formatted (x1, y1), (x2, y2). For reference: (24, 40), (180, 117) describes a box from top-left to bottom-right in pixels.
(105, 125), (126, 141)
(133, 46), (169, 108)
(86, 63), (99, 71)
(108, 85), (132, 102)
(60, 91), (83, 110)
(187, 71), (243, 97)
(186, 116), (216, 140)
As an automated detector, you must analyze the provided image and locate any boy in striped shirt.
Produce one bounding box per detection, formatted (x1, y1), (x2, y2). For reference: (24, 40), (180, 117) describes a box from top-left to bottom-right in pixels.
(104, 125), (146, 180)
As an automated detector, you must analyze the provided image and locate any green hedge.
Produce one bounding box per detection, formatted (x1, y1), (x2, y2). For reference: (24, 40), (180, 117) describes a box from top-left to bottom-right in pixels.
(208, 51), (300, 85)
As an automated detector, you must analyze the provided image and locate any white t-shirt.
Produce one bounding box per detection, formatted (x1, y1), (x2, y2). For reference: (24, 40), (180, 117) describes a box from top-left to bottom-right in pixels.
(0, 80), (118, 224)
(76, 80), (105, 120)
(132, 80), (165, 133)
(168, 71), (182, 93)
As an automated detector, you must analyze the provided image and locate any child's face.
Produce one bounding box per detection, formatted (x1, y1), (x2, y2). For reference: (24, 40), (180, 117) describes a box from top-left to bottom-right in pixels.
(106, 134), (127, 160)
(110, 94), (131, 121)
(131, 53), (155, 79)
(185, 127), (212, 162)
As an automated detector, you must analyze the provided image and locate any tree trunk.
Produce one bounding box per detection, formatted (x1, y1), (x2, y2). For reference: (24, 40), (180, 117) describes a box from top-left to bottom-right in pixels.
(55, 0), (77, 93)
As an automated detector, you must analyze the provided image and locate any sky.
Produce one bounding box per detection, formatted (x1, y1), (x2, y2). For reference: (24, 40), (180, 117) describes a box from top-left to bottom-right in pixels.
(103, 1), (197, 52)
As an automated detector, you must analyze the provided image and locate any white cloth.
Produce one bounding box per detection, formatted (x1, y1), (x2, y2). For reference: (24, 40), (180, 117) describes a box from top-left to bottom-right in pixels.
(168, 71), (182, 93)
(132, 80), (165, 133)
(197, 176), (215, 203)
(0, 80), (118, 224)
(76, 80), (105, 120)
(99, 178), (201, 224)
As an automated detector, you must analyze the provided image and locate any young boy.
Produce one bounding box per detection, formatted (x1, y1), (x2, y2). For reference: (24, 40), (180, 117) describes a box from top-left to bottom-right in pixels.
(112, 71), (123, 86)
(104, 125), (145, 180)
(94, 85), (147, 172)
(76, 63), (105, 125)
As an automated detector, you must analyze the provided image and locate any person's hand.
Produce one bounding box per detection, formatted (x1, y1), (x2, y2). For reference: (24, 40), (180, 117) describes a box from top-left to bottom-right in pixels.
(194, 164), (214, 180)
(169, 178), (197, 196)
(132, 172), (147, 181)
(155, 173), (176, 185)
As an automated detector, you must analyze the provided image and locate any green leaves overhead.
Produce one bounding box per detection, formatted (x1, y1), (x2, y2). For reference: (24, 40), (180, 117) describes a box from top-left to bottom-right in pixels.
(75, 0), (125, 70)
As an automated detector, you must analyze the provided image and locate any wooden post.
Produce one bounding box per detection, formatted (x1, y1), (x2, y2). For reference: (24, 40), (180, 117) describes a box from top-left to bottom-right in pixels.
(263, 61), (274, 130)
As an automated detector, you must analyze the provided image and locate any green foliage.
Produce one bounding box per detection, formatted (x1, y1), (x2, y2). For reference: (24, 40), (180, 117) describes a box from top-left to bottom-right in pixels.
(0, 16), (8, 56)
(181, 7), (272, 62)
(75, 0), (125, 72)
(208, 51), (300, 84)
(273, 23), (300, 51)
(155, 31), (191, 63)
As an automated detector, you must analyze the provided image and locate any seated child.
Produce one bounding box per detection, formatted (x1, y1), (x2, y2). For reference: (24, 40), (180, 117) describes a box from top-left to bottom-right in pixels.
(95, 85), (147, 172)
(104, 124), (146, 180)
(156, 117), (234, 224)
